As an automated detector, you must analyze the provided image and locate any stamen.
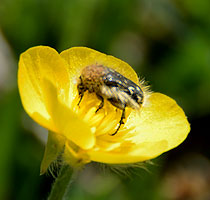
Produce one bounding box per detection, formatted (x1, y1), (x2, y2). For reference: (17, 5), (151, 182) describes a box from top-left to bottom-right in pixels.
(70, 90), (137, 159)
(72, 92), (128, 136)
(68, 90), (141, 153)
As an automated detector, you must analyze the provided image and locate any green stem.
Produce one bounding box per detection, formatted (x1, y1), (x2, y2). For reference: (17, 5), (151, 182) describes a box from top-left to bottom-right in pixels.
(48, 165), (76, 200)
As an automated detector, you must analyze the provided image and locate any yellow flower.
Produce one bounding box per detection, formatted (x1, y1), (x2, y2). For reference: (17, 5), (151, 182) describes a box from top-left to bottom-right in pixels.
(18, 46), (190, 173)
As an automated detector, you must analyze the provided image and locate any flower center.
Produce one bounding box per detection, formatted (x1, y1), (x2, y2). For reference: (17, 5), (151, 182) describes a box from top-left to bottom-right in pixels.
(71, 92), (132, 137)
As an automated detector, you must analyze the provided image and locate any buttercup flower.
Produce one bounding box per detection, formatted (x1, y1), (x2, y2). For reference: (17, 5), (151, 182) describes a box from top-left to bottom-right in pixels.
(18, 46), (190, 173)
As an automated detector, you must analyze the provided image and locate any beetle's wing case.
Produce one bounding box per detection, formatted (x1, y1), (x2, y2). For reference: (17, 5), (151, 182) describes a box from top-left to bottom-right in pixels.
(102, 67), (144, 96)
(101, 67), (144, 106)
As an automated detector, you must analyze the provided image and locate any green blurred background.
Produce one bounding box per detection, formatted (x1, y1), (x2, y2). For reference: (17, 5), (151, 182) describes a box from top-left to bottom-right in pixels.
(0, 0), (210, 199)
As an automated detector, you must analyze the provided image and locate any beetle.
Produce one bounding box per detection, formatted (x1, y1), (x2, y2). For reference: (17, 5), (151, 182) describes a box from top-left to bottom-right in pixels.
(77, 64), (144, 135)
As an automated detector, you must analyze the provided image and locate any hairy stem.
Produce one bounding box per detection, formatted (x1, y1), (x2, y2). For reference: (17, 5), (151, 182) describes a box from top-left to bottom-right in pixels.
(48, 165), (76, 200)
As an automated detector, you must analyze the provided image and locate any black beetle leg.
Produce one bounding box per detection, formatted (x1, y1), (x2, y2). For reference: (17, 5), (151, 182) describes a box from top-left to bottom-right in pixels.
(95, 95), (104, 113)
(77, 92), (84, 107)
(77, 76), (86, 107)
(111, 106), (126, 136)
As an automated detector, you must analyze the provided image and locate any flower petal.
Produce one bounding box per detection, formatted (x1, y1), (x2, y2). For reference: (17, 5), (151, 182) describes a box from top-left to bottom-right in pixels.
(127, 92), (190, 151)
(41, 79), (95, 150)
(18, 46), (70, 131)
(88, 140), (168, 164)
(87, 92), (190, 164)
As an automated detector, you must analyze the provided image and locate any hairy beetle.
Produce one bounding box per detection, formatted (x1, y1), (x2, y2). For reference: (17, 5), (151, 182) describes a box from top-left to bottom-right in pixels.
(77, 64), (144, 135)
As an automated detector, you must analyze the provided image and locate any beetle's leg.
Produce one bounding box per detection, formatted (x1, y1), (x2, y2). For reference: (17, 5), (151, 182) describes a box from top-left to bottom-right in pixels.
(77, 76), (86, 107)
(77, 92), (84, 107)
(111, 106), (126, 136)
(95, 95), (104, 113)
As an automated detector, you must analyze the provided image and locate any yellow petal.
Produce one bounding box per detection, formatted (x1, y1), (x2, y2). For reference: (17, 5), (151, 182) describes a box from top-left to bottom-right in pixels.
(87, 92), (190, 164)
(41, 79), (95, 150)
(88, 140), (168, 164)
(18, 46), (70, 131)
(127, 92), (190, 151)
(60, 47), (139, 101)
(40, 131), (65, 175)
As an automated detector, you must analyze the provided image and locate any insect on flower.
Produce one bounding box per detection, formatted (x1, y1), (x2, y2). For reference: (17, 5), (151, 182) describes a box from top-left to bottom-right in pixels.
(77, 64), (144, 135)
(18, 46), (190, 168)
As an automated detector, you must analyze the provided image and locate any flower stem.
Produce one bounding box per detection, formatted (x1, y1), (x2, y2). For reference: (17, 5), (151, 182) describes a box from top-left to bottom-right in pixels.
(48, 165), (75, 200)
